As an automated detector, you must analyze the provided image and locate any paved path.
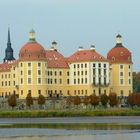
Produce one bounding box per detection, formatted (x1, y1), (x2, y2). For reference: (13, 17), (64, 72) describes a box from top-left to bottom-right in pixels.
(0, 116), (140, 124)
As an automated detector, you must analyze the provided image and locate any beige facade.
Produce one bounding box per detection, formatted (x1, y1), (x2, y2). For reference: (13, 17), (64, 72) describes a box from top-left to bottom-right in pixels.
(0, 31), (133, 98)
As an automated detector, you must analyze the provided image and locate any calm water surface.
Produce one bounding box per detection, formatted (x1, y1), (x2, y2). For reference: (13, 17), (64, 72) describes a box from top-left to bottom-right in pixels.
(0, 117), (140, 140)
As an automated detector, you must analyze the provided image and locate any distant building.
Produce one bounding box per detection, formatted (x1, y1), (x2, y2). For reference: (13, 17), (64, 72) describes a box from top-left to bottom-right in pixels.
(0, 30), (133, 98)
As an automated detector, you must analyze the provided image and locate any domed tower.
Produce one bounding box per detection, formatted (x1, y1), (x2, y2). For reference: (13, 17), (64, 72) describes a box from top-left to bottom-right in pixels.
(107, 34), (133, 97)
(18, 30), (47, 98)
(3, 28), (15, 63)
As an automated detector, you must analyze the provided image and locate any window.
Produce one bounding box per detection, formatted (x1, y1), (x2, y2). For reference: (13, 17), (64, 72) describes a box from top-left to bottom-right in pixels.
(74, 90), (76, 95)
(74, 72), (76, 76)
(21, 78), (23, 84)
(20, 63), (23, 67)
(5, 74), (7, 79)
(78, 78), (80, 84)
(13, 81), (15, 86)
(93, 69), (96, 75)
(38, 90), (41, 95)
(99, 69), (101, 75)
(129, 79), (131, 84)
(85, 78), (87, 84)
(21, 90), (23, 95)
(67, 72), (69, 76)
(9, 81), (10, 86)
(74, 64), (76, 68)
(28, 63), (31, 67)
(85, 64), (87, 67)
(120, 65), (123, 69)
(13, 74), (15, 78)
(77, 64), (79, 68)
(38, 63), (41, 67)
(120, 79), (123, 85)
(129, 65), (131, 69)
(55, 71), (57, 76)
(85, 90), (87, 95)
(67, 79), (69, 84)
(59, 79), (62, 84)
(81, 64), (83, 68)
(67, 90), (70, 95)
(93, 77), (96, 84)
(21, 71), (23, 75)
(85, 71), (87, 75)
(5, 81), (7, 86)
(54, 79), (57, 84)
(104, 64), (106, 68)
(93, 63), (96, 68)
(9, 74), (10, 78)
(120, 72), (123, 76)
(2, 82), (3, 86)
(28, 78), (31, 84)
(59, 71), (62, 76)
(1, 75), (3, 79)
(38, 78), (41, 84)
(129, 72), (131, 76)
(81, 71), (83, 75)
(81, 78), (84, 84)
(98, 63), (101, 67)
(28, 70), (31, 75)
(28, 90), (31, 94)
(38, 70), (41, 75)
(74, 79), (76, 84)
(78, 71), (80, 76)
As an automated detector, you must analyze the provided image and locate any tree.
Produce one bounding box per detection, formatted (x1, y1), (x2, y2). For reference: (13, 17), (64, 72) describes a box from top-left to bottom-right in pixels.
(83, 96), (90, 109)
(89, 94), (99, 109)
(127, 93), (135, 108)
(66, 96), (73, 109)
(133, 72), (140, 93)
(26, 93), (33, 109)
(8, 94), (17, 110)
(38, 94), (45, 109)
(108, 92), (118, 107)
(100, 93), (108, 108)
(73, 96), (81, 107)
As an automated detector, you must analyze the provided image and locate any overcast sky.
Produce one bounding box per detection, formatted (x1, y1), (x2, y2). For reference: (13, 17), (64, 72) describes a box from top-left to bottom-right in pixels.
(0, 0), (139, 71)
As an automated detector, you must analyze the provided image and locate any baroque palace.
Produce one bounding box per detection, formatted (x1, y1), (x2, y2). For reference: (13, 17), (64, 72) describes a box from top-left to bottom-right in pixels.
(0, 29), (133, 99)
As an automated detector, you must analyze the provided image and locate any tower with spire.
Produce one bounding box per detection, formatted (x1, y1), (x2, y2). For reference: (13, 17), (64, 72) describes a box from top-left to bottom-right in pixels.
(3, 28), (15, 63)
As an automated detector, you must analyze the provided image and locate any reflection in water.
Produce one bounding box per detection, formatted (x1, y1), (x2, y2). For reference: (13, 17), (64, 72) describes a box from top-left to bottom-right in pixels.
(0, 134), (140, 140)
(0, 123), (140, 140)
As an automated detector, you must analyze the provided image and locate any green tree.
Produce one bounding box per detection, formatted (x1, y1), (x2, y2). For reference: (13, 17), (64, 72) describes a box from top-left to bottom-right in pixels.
(8, 94), (17, 110)
(133, 72), (140, 93)
(100, 93), (108, 108)
(38, 94), (45, 109)
(89, 94), (99, 109)
(26, 93), (33, 109)
(109, 92), (118, 107)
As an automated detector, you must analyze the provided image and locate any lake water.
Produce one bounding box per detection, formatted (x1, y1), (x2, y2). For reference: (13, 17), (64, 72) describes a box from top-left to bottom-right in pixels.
(0, 117), (140, 140)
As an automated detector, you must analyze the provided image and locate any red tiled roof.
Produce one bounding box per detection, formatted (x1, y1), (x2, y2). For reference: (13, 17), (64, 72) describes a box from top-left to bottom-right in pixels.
(19, 42), (46, 61)
(107, 44), (132, 63)
(45, 50), (69, 68)
(67, 50), (108, 63)
(0, 61), (18, 72)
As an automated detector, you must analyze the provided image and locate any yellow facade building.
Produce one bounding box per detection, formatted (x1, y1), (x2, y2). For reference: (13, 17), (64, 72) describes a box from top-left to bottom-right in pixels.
(0, 30), (133, 99)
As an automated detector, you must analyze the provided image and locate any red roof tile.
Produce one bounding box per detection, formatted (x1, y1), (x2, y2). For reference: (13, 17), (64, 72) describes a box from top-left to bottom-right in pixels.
(67, 50), (108, 63)
(0, 61), (18, 72)
(19, 42), (46, 61)
(45, 50), (69, 68)
(107, 44), (132, 63)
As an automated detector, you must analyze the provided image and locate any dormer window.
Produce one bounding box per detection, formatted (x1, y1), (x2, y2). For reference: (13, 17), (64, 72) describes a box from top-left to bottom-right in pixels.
(112, 57), (115, 61)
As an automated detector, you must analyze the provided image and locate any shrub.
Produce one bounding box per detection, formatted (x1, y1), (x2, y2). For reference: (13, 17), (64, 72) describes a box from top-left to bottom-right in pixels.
(109, 92), (118, 107)
(26, 93), (33, 108)
(89, 94), (99, 108)
(38, 94), (45, 109)
(8, 94), (17, 110)
(100, 93), (108, 107)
